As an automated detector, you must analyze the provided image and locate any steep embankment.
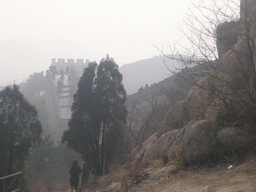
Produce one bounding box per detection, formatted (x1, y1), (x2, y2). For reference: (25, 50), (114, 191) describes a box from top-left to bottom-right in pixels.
(119, 56), (179, 95)
(84, 154), (256, 192)
(130, 156), (256, 192)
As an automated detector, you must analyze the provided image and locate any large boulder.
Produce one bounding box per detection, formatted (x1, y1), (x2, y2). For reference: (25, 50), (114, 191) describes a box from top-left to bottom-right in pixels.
(132, 133), (158, 161)
(217, 127), (248, 148)
(134, 120), (251, 166)
(142, 128), (186, 163)
(138, 120), (219, 164)
(185, 75), (214, 121)
(181, 120), (218, 159)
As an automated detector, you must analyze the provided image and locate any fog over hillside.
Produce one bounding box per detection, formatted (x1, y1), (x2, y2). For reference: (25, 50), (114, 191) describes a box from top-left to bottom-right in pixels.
(0, 39), (181, 96)
(0, 39), (179, 94)
(119, 56), (179, 95)
(0, 39), (89, 86)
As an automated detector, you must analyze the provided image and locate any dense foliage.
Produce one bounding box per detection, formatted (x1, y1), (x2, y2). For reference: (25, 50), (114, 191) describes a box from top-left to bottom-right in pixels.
(63, 55), (127, 175)
(0, 85), (42, 191)
(20, 71), (45, 102)
(19, 71), (51, 135)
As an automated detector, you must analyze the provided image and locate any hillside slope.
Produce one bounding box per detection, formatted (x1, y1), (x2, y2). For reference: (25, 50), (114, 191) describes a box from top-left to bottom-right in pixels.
(131, 157), (256, 192)
(119, 56), (179, 95)
(84, 154), (256, 192)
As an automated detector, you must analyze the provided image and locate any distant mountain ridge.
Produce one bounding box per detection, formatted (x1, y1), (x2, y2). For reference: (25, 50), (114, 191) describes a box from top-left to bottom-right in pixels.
(0, 38), (180, 97)
(119, 56), (179, 95)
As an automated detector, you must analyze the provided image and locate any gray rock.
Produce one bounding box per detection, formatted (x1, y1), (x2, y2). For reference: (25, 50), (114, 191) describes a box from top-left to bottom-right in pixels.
(157, 100), (188, 136)
(140, 120), (219, 163)
(217, 127), (247, 147)
(149, 165), (176, 180)
(217, 21), (238, 59)
(181, 120), (218, 159)
(142, 128), (185, 163)
(105, 182), (122, 192)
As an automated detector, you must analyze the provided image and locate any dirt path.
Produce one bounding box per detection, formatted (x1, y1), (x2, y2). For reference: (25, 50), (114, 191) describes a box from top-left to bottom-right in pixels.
(83, 155), (256, 192)
(130, 157), (256, 192)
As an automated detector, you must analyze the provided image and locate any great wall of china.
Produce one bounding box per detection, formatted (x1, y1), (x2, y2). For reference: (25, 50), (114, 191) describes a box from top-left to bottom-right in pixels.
(45, 58), (89, 144)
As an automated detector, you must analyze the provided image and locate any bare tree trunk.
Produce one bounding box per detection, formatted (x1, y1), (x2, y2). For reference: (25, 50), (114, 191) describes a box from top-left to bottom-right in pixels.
(100, 119), (106, 175)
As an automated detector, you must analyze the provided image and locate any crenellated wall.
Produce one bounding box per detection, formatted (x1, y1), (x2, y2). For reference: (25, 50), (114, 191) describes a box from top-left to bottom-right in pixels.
(45, 58), (88, 144)
(51, 58), (90, 70)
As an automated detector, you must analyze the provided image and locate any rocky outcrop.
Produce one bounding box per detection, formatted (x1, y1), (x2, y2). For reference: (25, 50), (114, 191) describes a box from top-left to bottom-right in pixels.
(217, 21), (238, 59)
(217, 127), (248, 147)
(91, 2), (256, 192)
(133, 120), (251, 165)
(142, 127), (186, 163)
(134, 120), (219, 164)
(132, 133), (158, 161)
(133, 0), (256, 165)
(181, 120), (218, 159)
(157, 100), (188, 137)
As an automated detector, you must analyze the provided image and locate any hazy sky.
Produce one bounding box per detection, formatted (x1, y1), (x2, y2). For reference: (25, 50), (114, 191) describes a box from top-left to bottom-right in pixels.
(0, 0), (193, 85)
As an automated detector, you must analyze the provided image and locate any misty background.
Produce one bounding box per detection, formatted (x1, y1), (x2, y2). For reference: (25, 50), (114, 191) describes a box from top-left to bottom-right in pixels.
(0, 0), (194, 86)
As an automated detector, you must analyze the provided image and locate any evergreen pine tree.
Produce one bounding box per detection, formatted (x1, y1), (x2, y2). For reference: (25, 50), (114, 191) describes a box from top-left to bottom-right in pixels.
(0, 85), (42, 191)
(63, 55), (127, 175)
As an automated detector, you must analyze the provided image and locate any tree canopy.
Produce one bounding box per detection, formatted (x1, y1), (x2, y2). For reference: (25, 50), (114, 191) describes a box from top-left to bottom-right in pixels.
(63, 55), (127, 175)
(19, 71), (45, 102)
(0, 85), (42, 191)
(19, 71), (51, 136)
